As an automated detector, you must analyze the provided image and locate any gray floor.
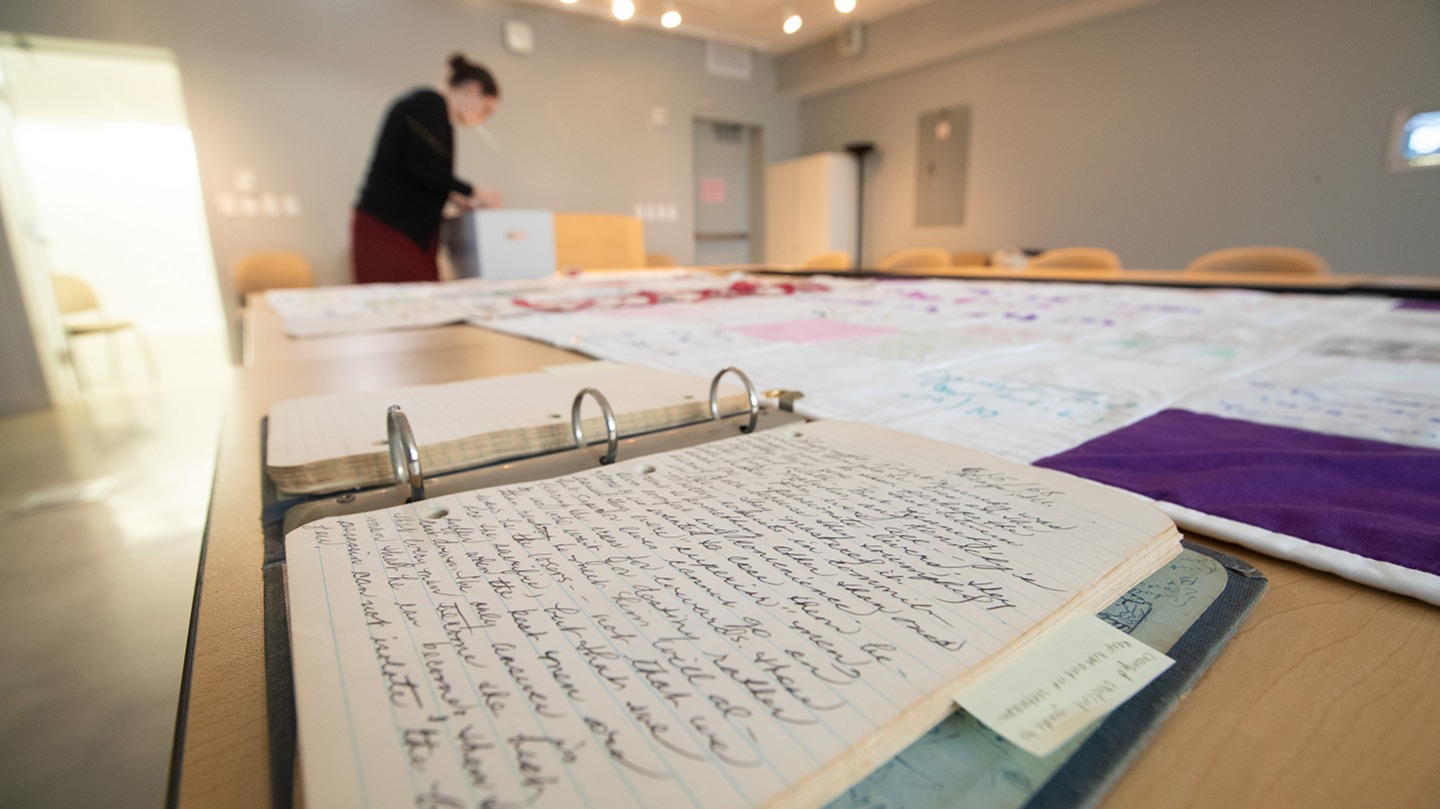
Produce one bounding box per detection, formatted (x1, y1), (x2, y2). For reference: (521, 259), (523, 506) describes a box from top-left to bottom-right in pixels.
(0, 380), (224, 808)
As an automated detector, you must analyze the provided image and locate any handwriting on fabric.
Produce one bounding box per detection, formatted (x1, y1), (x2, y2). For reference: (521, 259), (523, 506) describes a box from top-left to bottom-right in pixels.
(288, 422), (1161, 808)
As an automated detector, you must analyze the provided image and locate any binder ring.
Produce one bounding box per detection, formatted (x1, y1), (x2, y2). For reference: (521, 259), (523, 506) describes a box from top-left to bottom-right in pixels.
(571, 387), (619, 465)
(386, 405), (426, 502)
(709, 366), (760, 434)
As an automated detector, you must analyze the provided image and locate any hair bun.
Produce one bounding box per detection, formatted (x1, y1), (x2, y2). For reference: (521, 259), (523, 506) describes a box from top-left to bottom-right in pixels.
(445, 52), (500, 97)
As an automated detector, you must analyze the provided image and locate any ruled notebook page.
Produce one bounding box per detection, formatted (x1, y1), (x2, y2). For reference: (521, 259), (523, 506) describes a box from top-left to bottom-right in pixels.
(285, 420), (1178, 809)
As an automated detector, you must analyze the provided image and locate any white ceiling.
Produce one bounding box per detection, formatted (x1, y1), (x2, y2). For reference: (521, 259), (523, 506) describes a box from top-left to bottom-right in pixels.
(504, 0), (936, 54)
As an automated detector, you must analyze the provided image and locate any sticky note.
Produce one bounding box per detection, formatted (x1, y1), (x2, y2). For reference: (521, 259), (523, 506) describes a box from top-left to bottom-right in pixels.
(955, 614), (1174, 757)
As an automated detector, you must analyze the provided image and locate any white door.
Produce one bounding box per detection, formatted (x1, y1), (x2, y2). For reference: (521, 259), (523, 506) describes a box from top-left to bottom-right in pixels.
(693, 119), (761, 266)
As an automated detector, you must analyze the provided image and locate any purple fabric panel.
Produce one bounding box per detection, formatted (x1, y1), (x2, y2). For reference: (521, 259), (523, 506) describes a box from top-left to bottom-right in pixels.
(1394, 299), (1440, 311)
(1035, 409), (1440, 577)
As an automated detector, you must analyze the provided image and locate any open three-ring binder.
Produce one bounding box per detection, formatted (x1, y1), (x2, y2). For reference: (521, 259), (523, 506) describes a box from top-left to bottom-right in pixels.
(264, 363), (765, 496)
(262, 364), (1265, 809)
(278, 366), (792, 531)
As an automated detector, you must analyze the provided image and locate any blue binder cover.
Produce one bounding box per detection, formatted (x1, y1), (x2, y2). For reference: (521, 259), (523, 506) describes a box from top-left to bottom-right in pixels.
(825, 542), (1266, 809)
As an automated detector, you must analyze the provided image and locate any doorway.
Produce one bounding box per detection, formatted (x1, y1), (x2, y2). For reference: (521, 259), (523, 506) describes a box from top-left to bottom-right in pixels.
(692, 118), (764, 266)
(0, 34), (227, 405)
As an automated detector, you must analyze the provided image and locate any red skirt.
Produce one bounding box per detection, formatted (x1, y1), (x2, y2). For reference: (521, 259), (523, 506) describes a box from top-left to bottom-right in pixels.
(350, 210), (438, 284)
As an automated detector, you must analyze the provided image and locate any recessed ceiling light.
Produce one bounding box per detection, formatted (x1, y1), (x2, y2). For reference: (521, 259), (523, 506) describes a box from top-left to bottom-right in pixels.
(835, 0), (857, 12)
(661, 2), (682, 27)
(612, 0), (635, 20)
(782, 7), (802, 34)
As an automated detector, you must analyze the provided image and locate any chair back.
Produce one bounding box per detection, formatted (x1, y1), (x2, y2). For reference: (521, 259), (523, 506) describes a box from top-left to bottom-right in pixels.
(1027, 247), (1122, 270)
(233, 252), (315, 301)
(801, 250), (852, 270)
(877, 247), (951, 272)
(52, 274), (100, 314)
(553, 213), (646, 271)
(951, 250), (990, 267)
(1185, 246), (1329, 275)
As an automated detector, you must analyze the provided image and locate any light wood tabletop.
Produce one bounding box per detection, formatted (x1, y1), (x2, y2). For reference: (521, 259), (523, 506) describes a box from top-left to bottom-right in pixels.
(753, 263), (1440, 296)
(172, 294), (1440, 809)
(882, 264), (1357, 289)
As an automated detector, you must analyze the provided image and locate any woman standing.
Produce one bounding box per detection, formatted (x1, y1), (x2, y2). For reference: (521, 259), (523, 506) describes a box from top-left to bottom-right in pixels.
(351, 53), (501, 284)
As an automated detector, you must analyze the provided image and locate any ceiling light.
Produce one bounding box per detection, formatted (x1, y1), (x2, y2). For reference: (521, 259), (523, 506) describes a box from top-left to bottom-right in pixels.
(782, 7), (803, 34)
(661, 2), (682, 28)
(835, 0), (856, 12)
(612, 0), (635, 20)
(560, 0), (578, 4)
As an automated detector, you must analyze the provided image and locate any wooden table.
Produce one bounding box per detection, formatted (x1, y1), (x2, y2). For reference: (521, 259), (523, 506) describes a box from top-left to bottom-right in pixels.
(172, 296), (1440, 809)
(753, 264), (1440, 297)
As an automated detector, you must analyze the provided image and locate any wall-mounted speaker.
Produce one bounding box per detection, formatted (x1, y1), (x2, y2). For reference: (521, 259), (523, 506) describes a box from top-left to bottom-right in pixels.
(836, 21), (867, 59)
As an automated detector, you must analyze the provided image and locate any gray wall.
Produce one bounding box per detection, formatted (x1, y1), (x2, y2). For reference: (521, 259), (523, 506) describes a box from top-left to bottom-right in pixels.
(0, 0), (800, 378)
(788, 0), (1440, 274)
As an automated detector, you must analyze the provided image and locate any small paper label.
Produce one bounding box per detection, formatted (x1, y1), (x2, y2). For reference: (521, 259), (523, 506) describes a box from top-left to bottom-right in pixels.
(701, 178), (727, 204)
(955, 614), (1174, 757)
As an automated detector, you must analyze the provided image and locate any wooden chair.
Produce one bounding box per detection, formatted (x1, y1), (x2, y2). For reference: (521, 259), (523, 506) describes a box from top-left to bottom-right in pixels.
(52, 273), (158, 389)
(951, 250), (990, 267)
(1026, 247), (1122, 270)
(876, 247), (951, 272)
(232, 251), (315, 305)
(801, 250), (853, 271)
(553, 213), (647, 271)
(1185, 246), (1330, 275)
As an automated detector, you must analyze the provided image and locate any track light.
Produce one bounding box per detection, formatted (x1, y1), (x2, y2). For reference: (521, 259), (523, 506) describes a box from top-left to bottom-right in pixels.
(661, 2), (682, 28)
(782, 6), (802, 34)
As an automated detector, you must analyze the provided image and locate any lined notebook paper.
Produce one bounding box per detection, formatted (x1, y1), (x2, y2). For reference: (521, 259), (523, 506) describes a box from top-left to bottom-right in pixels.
(266, 363), (747, 494)
(285, 420), (1180, 809)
